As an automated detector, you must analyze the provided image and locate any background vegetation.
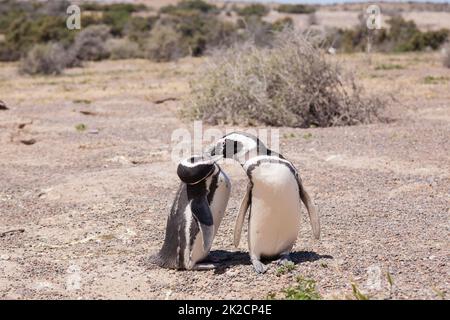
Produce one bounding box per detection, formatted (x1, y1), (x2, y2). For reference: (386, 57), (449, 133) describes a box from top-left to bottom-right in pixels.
(187, 30), (385, 128)
(1, 0), (448, 69)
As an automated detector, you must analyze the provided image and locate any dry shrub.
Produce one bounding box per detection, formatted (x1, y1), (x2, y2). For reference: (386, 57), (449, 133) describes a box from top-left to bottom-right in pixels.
(73, 25), (111, 61)
(19, 43), (68, 75)
(443, 44), (450, 68)
(105, 38), (141, 59)
(187, 30), (385, 127)
(145, 22), (184, 62)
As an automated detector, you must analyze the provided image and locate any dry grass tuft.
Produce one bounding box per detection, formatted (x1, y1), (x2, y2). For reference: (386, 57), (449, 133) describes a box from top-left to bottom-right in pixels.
(186, 29), (386, 127)
(73, 25), (111, 61)
(19, 43), (68, 75)
(144, 22), (183, 62)
(105, 38), (142, 60)
(443, 44), (450, 68)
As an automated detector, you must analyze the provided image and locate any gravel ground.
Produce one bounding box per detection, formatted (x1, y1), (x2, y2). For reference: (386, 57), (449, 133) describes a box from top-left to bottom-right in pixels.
(0, 53), (449, 299)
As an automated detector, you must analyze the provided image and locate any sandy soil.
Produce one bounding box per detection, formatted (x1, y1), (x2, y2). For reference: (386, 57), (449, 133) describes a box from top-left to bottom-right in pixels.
(0, 52), (449, 300)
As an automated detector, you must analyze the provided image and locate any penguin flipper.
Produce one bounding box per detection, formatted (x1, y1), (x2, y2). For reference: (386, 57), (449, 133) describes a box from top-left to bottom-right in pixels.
(234, 182), (252, 247)
(191, 197), (215, 251)
(297, 176), (321, 240)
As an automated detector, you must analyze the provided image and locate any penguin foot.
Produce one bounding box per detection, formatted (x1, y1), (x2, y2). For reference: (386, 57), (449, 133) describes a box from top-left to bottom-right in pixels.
(277, 253), (292, 266)
(251, 259), (268, 274)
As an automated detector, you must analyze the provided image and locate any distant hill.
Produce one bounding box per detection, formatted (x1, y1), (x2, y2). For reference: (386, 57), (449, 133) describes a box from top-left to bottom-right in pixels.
(72, 0), (450, 12)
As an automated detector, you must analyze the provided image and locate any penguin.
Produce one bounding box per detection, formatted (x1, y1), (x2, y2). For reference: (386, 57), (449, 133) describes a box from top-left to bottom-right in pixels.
(207, 132), (320, 273)
(153, 155), (231, 270)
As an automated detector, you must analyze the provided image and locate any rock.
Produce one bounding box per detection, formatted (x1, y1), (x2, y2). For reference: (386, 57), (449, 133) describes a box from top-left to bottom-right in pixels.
(20, 138), (37, 145)
(0, 100), (8, 110)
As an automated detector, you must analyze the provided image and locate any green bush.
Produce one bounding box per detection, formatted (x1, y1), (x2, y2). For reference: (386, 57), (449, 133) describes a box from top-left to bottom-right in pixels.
(398, 29), (449, 51)
(333, 16), (448, 53)
(277, 4), (316, 14)
(98, 3), (149, 36)
(80, 13), (104, 29)
(124, 16), (157, 43)
(236, 4), (269, 17)
(179, 13), (236, 56)
(0, 6), (25, 34)
(102, 7), (132, 36)
(2, 15), (75, 60)
(160, 0), (217, 15)
(154, 12), (237, 58)
(81, 2), (147, 13)
(284, 277), (321, 300)
(387, 16), (448, 52)
(19, 43), (68, 75)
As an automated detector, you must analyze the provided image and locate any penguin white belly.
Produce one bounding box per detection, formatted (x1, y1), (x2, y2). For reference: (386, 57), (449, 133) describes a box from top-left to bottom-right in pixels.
(248, 163), (301, 258)
(190, 171), (231, 265)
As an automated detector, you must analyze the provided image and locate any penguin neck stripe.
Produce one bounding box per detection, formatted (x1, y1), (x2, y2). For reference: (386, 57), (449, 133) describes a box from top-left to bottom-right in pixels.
(186, 165), (216, 185)
(243, 155), (290, 170)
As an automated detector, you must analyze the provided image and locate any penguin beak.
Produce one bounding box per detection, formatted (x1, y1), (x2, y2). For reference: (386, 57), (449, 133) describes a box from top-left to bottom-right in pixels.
(203, 142), (224, 162)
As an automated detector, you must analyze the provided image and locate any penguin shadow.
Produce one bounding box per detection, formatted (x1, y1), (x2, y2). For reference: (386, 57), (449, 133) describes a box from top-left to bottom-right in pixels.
(206, 250), (333, 274)
(206, 250), (251, 274)
(289, 251), (333, 264)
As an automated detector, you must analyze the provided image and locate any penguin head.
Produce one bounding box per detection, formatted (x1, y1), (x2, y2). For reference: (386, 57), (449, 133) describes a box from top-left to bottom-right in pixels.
(177, 155), (216, 184)
(207, 132), (267, 163)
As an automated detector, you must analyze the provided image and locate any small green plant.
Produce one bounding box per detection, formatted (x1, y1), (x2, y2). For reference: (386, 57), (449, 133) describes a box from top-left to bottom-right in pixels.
(276, 261), (296, 276)
(351, 283), (369, 300)
(432, 287), (446, 300)
(75, 123), (87, 132)
(283, 132), (296, 139)
(283, 277), (321, 300)
(423, 75), (449, 84)
(266, 292), (276, 300)
(386, 272), (394, 289)
(320, 262), (328, 268)
(73, 99), (91, 104)
(303, 133), (313, 140)
(375, 63), (404, 70)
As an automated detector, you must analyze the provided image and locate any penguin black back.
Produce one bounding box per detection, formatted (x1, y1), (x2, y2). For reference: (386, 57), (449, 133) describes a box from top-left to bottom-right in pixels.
(154, 181), (209, 269)
(152, 155), (228, 270)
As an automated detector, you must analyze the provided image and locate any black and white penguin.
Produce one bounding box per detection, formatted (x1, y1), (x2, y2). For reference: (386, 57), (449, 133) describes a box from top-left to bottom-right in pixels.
(153, 155), (231, 270)
(207, 132), (320, 273)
